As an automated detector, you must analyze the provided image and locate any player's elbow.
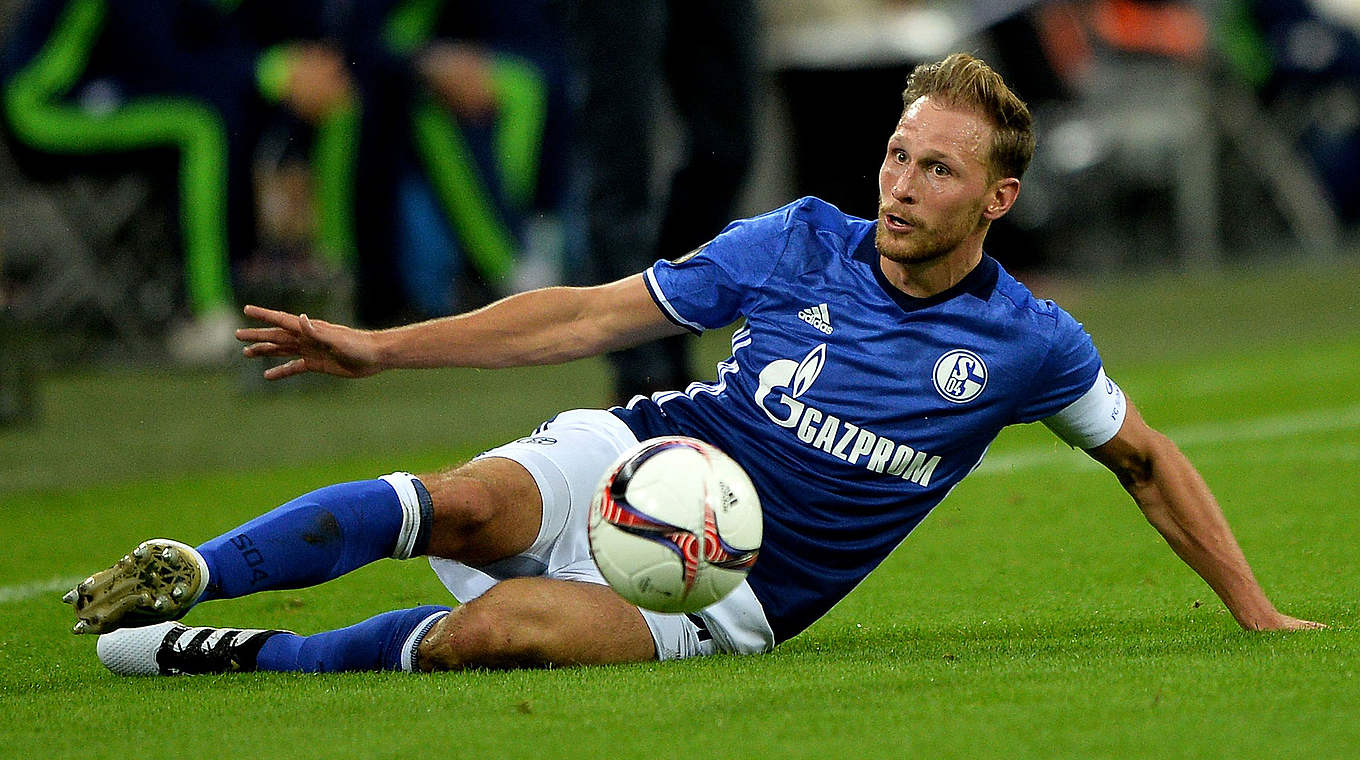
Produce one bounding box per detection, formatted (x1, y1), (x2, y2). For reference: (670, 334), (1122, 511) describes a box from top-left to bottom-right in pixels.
(1108, 429), (1178, 493)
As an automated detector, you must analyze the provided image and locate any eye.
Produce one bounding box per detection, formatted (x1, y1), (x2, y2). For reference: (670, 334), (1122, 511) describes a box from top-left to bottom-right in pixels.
(930, 162), (951, 177)
(892, 149), (907, 164)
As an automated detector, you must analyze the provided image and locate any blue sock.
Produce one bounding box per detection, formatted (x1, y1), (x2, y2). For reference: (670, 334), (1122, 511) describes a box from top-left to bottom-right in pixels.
(256, 605), (451, 672)
(195, 475), (433, 601)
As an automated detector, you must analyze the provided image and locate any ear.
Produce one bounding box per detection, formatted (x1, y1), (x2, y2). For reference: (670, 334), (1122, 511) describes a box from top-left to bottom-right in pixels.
(981, 177), (1021, 221)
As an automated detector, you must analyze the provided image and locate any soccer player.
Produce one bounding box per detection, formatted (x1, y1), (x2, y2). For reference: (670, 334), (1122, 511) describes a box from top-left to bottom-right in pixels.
(73, 53), (1321, 677)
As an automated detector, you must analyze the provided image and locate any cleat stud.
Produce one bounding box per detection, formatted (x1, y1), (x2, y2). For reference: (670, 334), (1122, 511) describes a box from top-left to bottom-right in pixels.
(171, 585), (186, 599)
(132, 546), (148, 559)
(152, 596), (169, 612)
(72, 621), (89, 634)
(62, 589), (78, 605)
(161, 547), (179, 562)
(78, 578), (93, 593)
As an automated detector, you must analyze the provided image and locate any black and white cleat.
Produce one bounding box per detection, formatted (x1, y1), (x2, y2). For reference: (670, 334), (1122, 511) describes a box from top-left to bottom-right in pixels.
(97, 622), (288, 676)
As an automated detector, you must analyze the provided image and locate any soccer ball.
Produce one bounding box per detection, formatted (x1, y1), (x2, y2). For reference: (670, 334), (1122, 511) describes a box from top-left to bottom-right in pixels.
(588, 436), (762, 614)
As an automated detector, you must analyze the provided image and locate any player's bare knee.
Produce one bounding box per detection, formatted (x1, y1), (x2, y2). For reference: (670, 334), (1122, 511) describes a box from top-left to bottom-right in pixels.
(415, 612), (473, 671)
(418, 458), (541, 562)
(421, 470), (498, 533)
(416, 581), (556, 670)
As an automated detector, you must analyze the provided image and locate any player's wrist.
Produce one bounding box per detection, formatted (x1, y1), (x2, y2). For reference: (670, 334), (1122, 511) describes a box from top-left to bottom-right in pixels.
(364, 329), (401, 372)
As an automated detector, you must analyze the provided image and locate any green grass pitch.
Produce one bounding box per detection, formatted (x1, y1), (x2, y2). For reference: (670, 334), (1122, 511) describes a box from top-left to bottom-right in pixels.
(2, 262), (1358, 758)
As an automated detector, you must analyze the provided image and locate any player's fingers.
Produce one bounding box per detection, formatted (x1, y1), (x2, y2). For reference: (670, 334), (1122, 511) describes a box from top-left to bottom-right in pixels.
(242, 304), (302, 329)
(298, 313), (324, 341)
(262, 358), (308, 381)
(241, 342), (297, 359)
(235, 326), (298, 344)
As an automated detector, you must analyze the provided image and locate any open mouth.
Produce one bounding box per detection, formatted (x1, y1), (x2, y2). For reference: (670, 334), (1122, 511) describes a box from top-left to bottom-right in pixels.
(882, 212), (914, 232)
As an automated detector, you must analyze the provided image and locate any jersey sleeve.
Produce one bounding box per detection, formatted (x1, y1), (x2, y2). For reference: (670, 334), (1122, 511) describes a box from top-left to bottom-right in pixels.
(1013, 306), (1104, 423)
(642, 206), (794, 333)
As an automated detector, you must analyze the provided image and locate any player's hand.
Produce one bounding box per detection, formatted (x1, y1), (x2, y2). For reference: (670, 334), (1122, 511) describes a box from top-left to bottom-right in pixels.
(236, 305), (382, 380)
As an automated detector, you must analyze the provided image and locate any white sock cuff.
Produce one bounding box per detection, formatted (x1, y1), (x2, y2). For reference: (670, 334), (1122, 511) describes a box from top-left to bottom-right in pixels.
(399, 610), (450, 673)
(379, 472), (429, 560)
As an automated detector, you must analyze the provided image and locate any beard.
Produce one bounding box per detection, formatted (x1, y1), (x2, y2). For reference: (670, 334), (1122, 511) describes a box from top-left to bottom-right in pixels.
(875, 199), (985, 265)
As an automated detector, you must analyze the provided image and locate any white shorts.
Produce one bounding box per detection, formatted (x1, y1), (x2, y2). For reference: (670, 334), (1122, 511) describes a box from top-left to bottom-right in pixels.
(427, 409), (776, 661)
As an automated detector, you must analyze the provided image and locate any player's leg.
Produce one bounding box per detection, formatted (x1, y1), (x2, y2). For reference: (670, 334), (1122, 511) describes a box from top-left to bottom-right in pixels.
(194, 455), (545, 600)
(67, 474), (428, 633)
(67, 456), (545, 634)
(96, 604), (454, 676)
(416, 456), (544, 566)
(90, 441), (636, 675)
(87, 456), (553, 674)
(416, 412), (730, 668)
(417, 577), (655, 670)
(95, 576), (655, 676)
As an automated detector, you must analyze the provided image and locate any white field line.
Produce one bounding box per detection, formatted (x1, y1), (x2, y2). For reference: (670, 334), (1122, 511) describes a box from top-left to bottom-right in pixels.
(0, 575), (83, 604)
(2, 407), (1357, 603)
(975, 403), (1360, 476)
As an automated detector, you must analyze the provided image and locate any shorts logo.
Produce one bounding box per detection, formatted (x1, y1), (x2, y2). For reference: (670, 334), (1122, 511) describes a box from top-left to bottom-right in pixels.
(933, 349), (987, 403)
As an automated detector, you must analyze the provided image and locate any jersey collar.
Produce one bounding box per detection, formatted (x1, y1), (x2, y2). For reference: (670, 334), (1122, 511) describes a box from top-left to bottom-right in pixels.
(853, 225), (1000, 313)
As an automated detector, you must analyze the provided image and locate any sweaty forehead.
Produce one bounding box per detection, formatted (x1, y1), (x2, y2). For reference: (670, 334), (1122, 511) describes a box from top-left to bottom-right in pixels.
(896, 95), (991, 164)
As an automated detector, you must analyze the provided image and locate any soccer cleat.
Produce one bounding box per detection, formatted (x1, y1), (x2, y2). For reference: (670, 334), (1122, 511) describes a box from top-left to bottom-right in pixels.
(63, 539), (209, 635)
(97, 622), (288, 676)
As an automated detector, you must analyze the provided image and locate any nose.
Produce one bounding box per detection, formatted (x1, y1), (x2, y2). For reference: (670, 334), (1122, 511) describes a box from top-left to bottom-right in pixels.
(888, 164), (916, 204)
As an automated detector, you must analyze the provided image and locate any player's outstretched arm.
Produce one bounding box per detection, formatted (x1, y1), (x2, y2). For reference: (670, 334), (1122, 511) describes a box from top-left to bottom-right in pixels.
(236, 274), (686, 381)
(1085, 400), (1324, 632)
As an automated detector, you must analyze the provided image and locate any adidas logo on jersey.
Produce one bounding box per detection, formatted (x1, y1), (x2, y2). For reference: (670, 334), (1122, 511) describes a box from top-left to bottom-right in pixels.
(798, 303), (833, 334)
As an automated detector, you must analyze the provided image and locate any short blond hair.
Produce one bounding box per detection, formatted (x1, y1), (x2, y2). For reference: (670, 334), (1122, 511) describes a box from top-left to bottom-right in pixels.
(902, 53), (1035, 181)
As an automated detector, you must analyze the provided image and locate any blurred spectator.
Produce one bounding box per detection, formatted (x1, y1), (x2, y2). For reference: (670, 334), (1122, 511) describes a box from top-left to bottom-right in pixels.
(331, 0), (569, 325)
(1014, 0), (1352, 261)
(0, 0), (351, 362)
(566, 0), (757, 403)
(1221, 0), (1360, 225)
(1, 0), (568, 364)
(997, 0), (1218, 268)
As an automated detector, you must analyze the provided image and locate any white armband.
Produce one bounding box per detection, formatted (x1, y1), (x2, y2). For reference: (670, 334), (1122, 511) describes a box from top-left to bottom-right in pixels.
(1042, 367), (1127, 449)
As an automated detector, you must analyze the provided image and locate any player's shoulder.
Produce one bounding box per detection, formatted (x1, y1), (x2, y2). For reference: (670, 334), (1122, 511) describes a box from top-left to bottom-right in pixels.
(777, 196), (871, 265)
(782, 195), (857, 225)
(986, 261), (1085, 339)
(780, 196), (869, 244)
(713, 197), (867, 271)
(722, 196), (859, 239)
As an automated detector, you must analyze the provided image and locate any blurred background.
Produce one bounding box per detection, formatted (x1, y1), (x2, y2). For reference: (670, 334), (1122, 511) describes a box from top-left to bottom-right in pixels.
(0, 0), (1357, 430)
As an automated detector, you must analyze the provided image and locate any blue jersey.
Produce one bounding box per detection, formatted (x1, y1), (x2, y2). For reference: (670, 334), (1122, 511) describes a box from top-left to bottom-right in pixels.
(611, 197), (1106, 642)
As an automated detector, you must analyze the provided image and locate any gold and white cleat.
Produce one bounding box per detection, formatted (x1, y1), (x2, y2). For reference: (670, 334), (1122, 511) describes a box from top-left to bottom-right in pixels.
(64, 539), (209, 635)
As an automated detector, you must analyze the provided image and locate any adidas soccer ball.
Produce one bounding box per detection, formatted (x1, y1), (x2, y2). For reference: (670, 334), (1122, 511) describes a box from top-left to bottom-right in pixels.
(588, 436), (762, 614)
